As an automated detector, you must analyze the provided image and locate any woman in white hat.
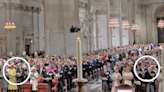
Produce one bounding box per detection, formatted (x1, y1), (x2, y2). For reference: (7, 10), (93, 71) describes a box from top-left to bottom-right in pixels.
(8, 63), (18, 92)
(30, 67), (38, 92)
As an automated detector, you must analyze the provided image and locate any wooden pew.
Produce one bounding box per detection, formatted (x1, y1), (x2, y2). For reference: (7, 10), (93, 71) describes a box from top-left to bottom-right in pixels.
(21, 83), (32, 92)
(37, 83), (48, 92)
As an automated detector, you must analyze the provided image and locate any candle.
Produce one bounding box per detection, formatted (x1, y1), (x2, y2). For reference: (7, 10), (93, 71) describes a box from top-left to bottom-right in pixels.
(77, 37), (82, 80)
(23, 51), (26, 56)
(161, 50), (164, 87)
(10, 52), (13, 56)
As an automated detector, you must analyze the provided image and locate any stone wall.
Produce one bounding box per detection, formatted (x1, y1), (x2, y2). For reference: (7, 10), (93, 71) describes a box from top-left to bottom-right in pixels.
(0, 0), (43, 56)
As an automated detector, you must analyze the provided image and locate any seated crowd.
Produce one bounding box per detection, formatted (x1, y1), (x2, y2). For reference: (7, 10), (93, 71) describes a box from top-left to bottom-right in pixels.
(0, 43), (163, 92)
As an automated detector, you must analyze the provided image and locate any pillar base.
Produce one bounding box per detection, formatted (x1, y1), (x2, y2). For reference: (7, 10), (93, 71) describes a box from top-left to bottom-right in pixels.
(73, 78), (88, 92)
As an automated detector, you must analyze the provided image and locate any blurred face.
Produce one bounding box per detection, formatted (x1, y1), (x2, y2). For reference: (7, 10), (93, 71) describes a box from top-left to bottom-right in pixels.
(18, 63), (21, 68)
(126, 66), (130, 72)
(40, 63), (43, 67)
(32, 68), (36, 72)
(52, 64), (55, 67)
(61, 61), (64, 65)
(46, 67), (49, 71)
(114, 66), (118, 72)
(57, 64), (61, 68)
(141, 63), (145, 68)
(71, 62), (74, 66)
(107, 62), (111, 66)
(103, 65), (107, 71)
(148, 68), (152, 73)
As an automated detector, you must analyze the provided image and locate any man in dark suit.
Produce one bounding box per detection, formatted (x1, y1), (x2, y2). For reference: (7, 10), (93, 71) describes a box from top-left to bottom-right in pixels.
(145, 67), (155, 92)
(43, 66), (54, 92)
(134, 69), (142, 92)
(16, 63), (25, 92)
(56, 64), (65, 92)
(37, 62), (46, 76)
(101, 65), (110, 92)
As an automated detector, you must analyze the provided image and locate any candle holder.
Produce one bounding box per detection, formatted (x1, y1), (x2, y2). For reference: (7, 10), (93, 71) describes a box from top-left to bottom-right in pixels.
(73, 78), (88, 92)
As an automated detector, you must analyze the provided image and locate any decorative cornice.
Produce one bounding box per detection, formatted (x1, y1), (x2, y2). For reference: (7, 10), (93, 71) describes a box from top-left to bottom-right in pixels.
(96, 9), (106, 15)
(140, 4), (151, 9)
(79, 1), (87, 9)
(110, 14), (119, 18)
(0, 3), (41, 13)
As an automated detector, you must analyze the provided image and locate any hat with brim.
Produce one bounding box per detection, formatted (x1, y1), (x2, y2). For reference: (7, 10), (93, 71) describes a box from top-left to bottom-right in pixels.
(31, 67), (36, 72)
(9, 63), (14, 67)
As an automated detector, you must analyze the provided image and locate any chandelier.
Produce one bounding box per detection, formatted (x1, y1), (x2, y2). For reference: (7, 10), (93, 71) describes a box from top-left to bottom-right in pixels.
(131, 24), (139, 31)
(4, 22), (16, 31)
(108, 19), (119, 28)
(122, 22), (131, 29)
(157, 19), (164, 29)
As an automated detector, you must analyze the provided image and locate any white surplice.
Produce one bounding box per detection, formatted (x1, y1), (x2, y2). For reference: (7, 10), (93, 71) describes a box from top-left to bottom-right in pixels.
(30, 72), (38, 91)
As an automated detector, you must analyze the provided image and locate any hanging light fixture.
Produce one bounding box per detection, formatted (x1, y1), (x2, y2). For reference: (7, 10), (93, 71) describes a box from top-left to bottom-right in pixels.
(157, 19), (164, 29)
(122, 22), (131, 29)
(108, 19), (119, 28)
(131, 24), (139, 31)
(4, 22), (16, 31)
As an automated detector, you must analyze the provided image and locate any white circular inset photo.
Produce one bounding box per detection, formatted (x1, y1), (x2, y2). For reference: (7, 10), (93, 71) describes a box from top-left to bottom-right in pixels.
(133, 55), (160, 82)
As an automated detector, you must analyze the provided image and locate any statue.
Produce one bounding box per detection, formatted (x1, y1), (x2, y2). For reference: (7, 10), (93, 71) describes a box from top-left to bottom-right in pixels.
(80, 6), (97, 38)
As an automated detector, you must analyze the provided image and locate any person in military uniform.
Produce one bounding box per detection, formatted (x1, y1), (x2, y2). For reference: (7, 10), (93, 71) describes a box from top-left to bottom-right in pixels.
(66, 60), (73, 90)
(97, 56), (102, 81)
(42, 66), (54, 92)
(73, 61), (77, 78)
(95, 56), (99, 81)
(101, 65), (110, 92)
(88, 58), (93, 82)
(82, 59), (87, 78)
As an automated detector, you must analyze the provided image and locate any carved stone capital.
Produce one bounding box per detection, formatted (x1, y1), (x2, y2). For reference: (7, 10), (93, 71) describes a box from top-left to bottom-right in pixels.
(0, 3), (42, 13)
(96, 9), (106, 15)
(79, 1), (87, 9)
(110, 14), (119, 18)
(140, 3), (151, 9)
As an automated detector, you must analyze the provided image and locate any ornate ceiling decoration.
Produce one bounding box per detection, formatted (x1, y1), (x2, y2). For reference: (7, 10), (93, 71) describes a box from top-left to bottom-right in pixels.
(0, 3), (41, 13)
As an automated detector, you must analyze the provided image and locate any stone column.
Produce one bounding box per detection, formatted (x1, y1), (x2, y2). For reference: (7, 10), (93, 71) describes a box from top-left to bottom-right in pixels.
(6, 2), (10, 56)
(43, 0), (50, 55)
(106, 0), (111, 48)
(119, 0), (122, 46)
(6, 0), (16, 55)
(127, 0), (133, 44)
(16, 4), (23, 56)
(32, 7), (39, 52)
(134, 0), (141, 43)
(44, 0), (80, 56)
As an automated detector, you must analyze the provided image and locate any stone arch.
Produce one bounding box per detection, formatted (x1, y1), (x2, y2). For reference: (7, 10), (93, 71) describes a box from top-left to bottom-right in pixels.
(151, 4), (164, 44)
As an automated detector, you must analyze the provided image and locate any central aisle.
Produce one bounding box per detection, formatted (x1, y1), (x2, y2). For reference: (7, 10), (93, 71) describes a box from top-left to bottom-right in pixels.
(71, 79), (103, 92)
